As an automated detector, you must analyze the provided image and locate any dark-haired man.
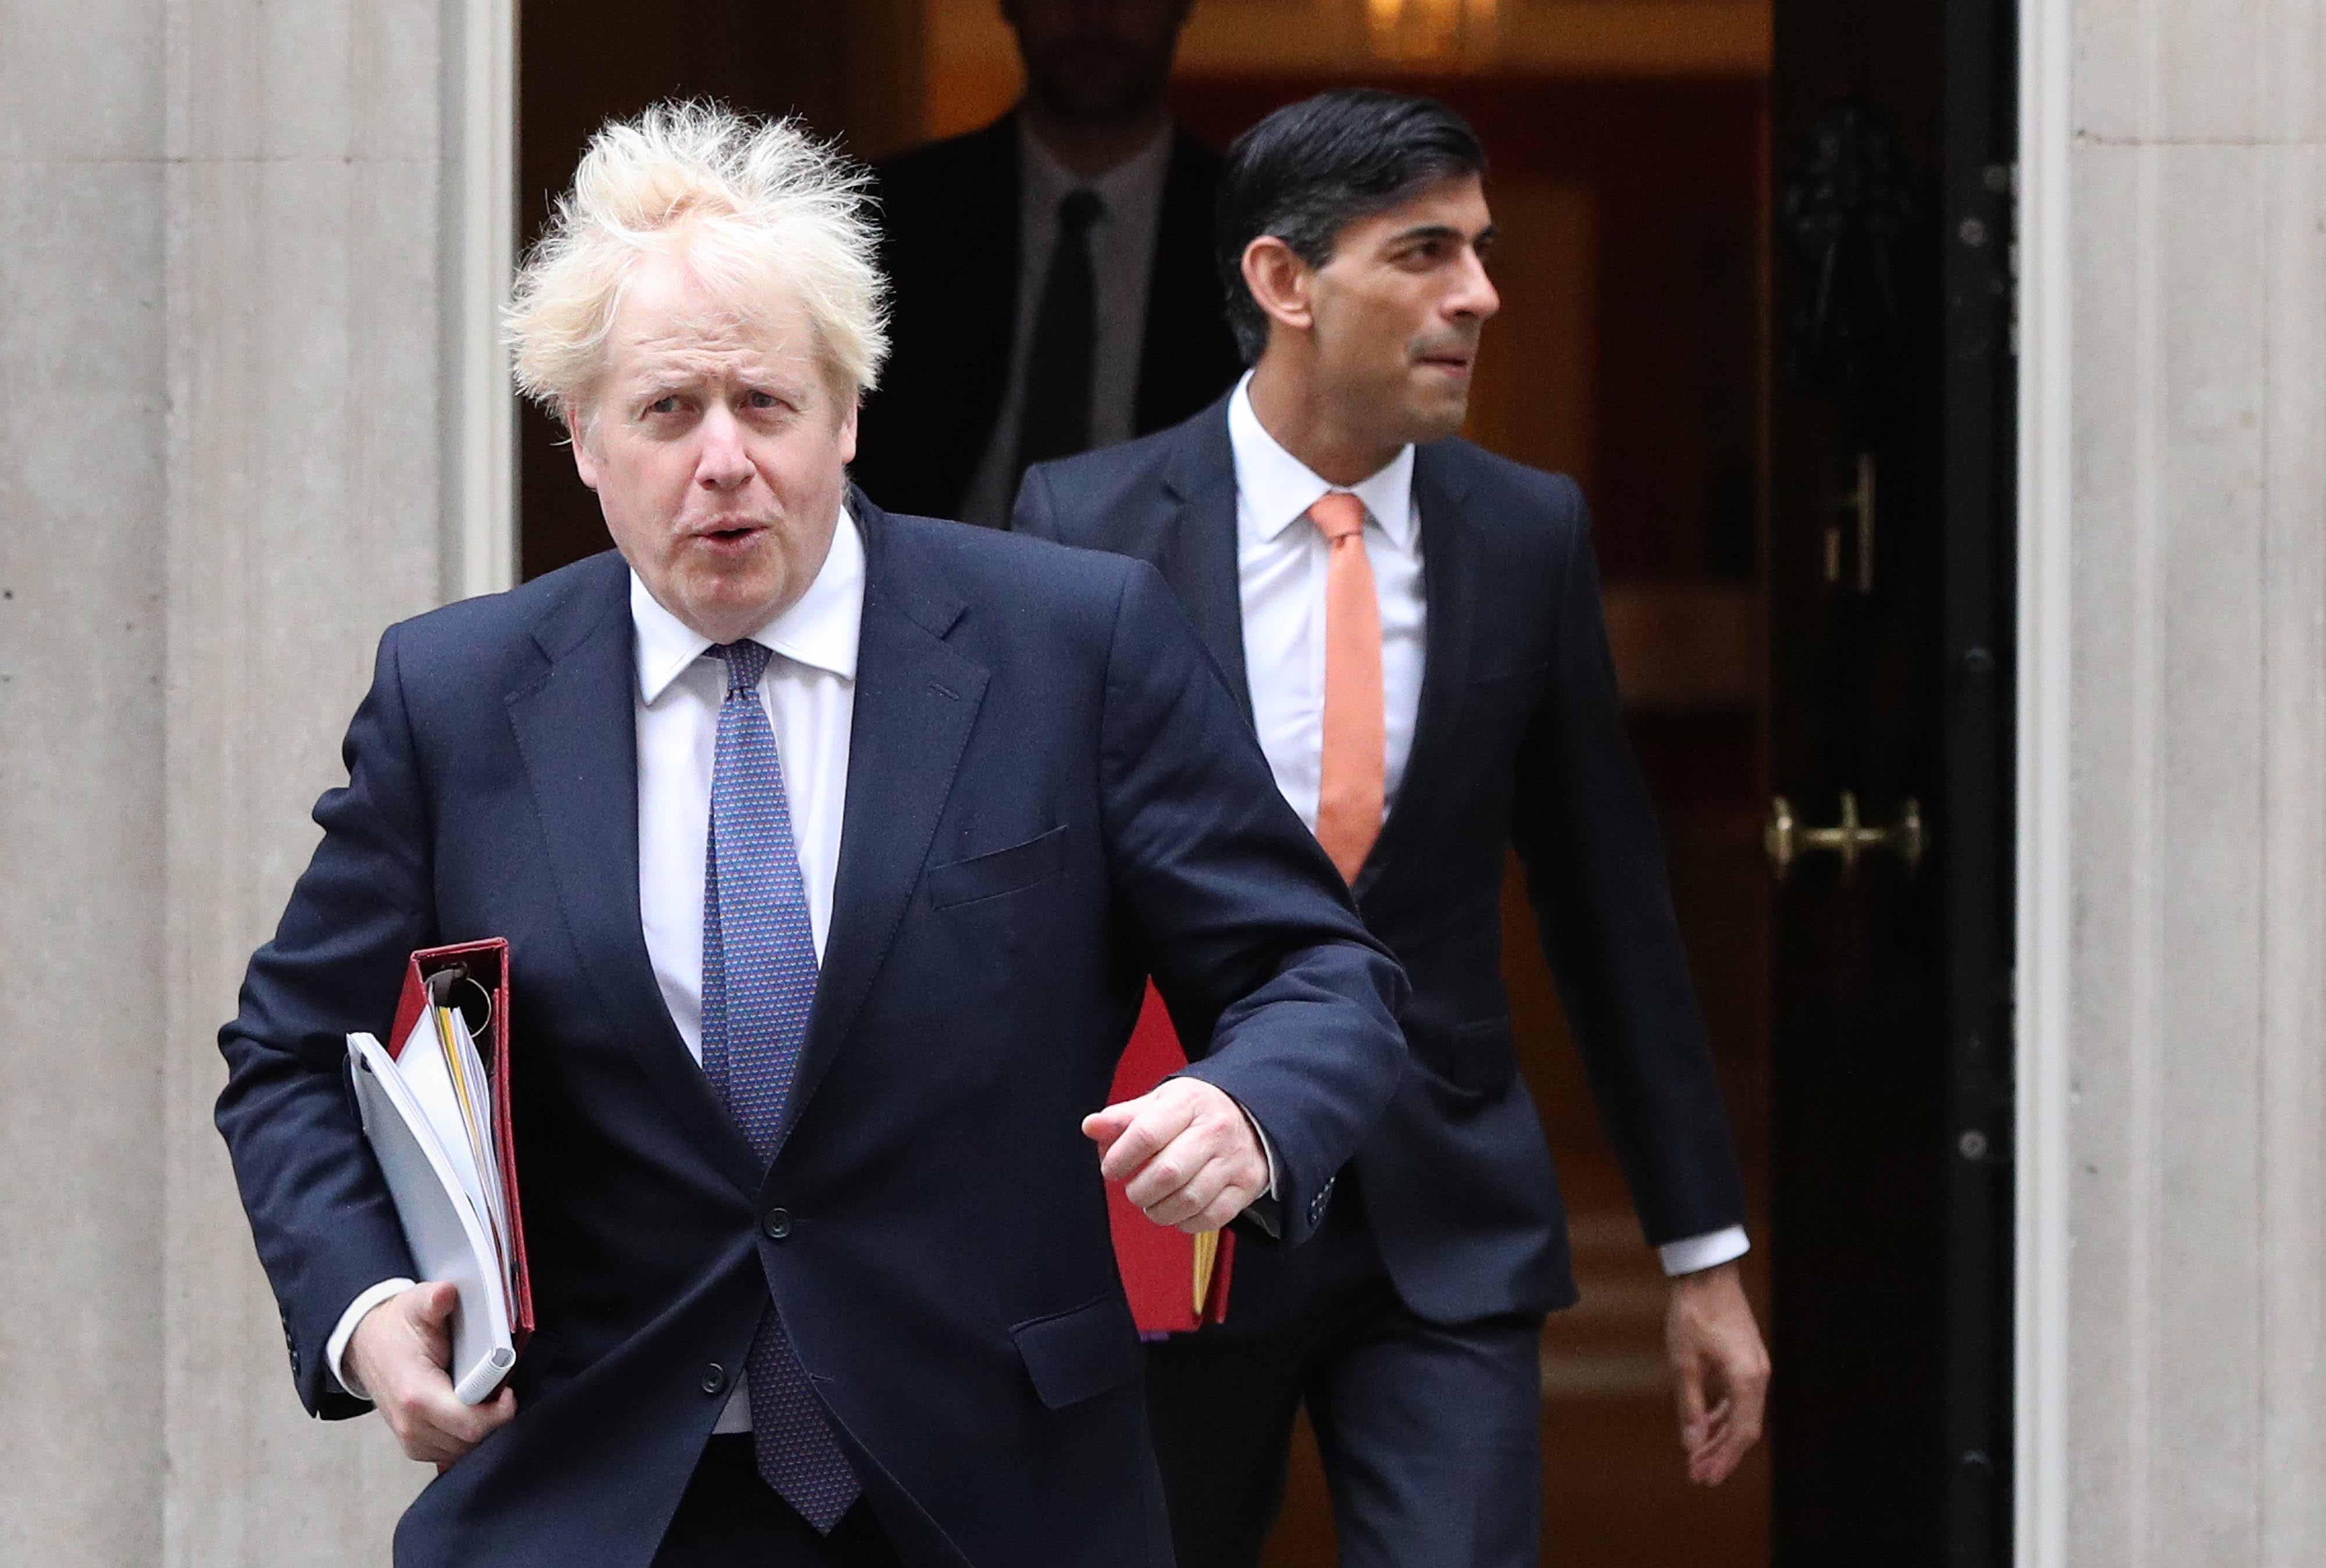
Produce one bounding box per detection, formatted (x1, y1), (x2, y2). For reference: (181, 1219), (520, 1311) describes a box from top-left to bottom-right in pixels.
(1016, 90), (1770, 1566)
(852, 0), (1243, 527)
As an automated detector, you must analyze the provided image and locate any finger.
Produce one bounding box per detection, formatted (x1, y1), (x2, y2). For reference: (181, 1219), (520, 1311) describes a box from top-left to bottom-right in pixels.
(409, 1281), (460, 1366)
(1693, 1416), (1754, 1487)
(399, 1381), (514, 1466)
(1686, 1400), (1733, 1469)
(1121, 1109), (1242, 1210)
(1139, 1153), (1235, 1229)
(1121, 1138), (1197, 1211)
(1101, 1097), (1198, 1185)
(1176, 1183), (1257, 1234)
(1671, 1350), (1711, 1454)
(1081, 1103), (1136, 1149)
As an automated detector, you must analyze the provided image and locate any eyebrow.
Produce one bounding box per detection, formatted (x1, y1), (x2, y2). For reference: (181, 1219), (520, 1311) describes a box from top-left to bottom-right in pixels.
(1387, 222), (1498, 249)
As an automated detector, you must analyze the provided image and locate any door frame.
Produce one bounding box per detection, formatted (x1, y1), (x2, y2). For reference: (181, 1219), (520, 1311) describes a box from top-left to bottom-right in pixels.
(2011, 0), (2073, 1563)
(454, 0), (2078, 1557)
(445, 0), (519, 601)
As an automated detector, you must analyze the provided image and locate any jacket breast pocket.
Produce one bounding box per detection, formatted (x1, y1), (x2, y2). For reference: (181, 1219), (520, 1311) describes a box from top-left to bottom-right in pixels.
(1010, 1292), (1141, 1410)
(1468, 662), (1550, 713)
(1432, 1015), (1519, 1096)
(925, 824), (1068, 910)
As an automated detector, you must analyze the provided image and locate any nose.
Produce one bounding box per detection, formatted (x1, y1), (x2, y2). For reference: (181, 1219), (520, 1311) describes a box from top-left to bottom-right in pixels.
(695, 403), (752, 490)
(1451, 247), (1500, 323)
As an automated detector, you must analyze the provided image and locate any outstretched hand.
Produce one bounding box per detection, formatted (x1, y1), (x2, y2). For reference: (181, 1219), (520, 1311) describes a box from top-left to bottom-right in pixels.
(1666, 1261), (1770, 1485)
(1083, 1077), (1269, 1233)
(347, 1280), (516, 1471)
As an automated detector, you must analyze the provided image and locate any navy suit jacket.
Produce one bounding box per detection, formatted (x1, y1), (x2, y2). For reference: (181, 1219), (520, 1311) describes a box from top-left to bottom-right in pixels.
(214, 498), (1407, 1567)
(1015, 401), (1747, 1324)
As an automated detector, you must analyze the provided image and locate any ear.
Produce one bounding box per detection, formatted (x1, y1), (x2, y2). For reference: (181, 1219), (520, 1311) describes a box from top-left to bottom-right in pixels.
(564, 401), (601, 491)
(836, 395), (859, 468)
(1241, 236), (1314, 337)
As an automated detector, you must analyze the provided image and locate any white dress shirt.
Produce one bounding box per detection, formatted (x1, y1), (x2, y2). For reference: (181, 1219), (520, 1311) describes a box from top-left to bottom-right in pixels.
(957, 115), (1173, 529)
(327, 512), (868, 1431)
(1223, 376), (1749, 1280)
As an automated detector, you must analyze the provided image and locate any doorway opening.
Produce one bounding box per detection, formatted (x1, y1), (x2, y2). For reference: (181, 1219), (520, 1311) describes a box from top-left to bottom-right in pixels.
(513, 4), (2016, 1563)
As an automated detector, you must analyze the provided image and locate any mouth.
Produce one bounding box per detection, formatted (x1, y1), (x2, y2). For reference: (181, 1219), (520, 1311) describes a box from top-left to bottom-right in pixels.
(687, 520), (769, 551)
(1415, 349), (1476, 379)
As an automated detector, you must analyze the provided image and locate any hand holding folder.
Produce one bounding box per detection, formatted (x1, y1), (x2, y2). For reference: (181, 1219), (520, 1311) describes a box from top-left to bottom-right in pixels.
(347, 941), (534, 1405)
(1104, 984), (1236, 1336)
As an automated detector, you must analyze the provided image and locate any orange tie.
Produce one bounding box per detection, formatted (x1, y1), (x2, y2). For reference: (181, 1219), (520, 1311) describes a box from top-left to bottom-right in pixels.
(1309, 492), (1385, 884)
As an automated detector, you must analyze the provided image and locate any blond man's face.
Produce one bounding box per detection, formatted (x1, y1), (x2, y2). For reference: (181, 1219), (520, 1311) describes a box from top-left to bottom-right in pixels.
(570, 252), (855, 645)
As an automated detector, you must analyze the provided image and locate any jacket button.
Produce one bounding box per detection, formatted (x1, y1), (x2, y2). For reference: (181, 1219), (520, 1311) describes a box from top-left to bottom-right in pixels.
(763, 1208), (792, 1240)
(701, 1363), (727, 1396)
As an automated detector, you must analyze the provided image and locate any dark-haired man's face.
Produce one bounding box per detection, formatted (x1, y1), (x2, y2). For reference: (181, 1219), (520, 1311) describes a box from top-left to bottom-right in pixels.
(1308, 174), (1499, 446)
(1001, 0), (1193, 126)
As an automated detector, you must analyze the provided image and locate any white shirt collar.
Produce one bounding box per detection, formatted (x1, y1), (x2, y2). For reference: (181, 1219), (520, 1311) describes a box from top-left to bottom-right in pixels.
(630, 506), (865, 704)
(1226, 373), (1417, 551)
(1017, 111), (1174, 227)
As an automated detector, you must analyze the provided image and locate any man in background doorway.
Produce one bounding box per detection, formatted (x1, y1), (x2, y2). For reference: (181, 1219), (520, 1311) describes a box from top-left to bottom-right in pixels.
(851, 0), (1243, 527)
(1016, 91), (1771, 1567)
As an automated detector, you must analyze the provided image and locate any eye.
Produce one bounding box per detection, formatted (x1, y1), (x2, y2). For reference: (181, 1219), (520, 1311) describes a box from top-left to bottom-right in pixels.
(645, 394), (685, 416)
(745, 388), (784, 410)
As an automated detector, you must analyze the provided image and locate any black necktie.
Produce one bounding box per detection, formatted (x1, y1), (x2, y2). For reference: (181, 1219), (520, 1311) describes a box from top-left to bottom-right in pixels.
(1015, 188), (1105, 482)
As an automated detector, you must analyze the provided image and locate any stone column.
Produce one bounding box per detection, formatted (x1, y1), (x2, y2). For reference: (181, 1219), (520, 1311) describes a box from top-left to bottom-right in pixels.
(1, 0), (509, 1559)
(156, 2), (510, 1562)
(0, 3), (170, 1560)
(2024, 1), (2326, 1563)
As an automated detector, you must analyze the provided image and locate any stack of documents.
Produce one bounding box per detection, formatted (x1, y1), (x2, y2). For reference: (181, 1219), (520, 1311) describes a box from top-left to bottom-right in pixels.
(348, 941), (531, 1403)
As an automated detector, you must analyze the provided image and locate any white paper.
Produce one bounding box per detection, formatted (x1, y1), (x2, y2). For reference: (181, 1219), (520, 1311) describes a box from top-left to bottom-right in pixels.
(348, 1030), (516, 1404)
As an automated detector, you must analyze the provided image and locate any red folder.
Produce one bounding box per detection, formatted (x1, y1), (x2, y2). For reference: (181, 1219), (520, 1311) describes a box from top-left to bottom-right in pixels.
(1107, 983), (1235, 1335)
(384, 938), (535, 1353)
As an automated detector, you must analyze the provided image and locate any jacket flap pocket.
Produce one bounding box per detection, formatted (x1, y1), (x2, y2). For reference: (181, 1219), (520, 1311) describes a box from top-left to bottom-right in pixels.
(1009, 1293), (1140, 1410)
(1440, 1015), (1518, 1095)
(926, 824), (1067, 910)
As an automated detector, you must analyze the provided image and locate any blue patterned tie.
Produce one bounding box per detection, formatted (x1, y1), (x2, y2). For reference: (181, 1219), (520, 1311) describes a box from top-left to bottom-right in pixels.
(700, 640), (861, 1532)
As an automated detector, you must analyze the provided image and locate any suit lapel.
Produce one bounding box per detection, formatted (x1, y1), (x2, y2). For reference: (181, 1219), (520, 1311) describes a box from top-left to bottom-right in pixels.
(1158, 402), (1252, 721)
(504, 562), (761, 1194)
(1355, 443), (1476, 901)
(784, 501), (990, 1140)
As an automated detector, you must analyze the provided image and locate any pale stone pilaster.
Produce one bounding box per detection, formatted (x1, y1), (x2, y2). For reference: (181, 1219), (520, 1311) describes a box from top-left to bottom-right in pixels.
(155, 1), (501, 1562)
(2028, 1), (2326, 1563)
(0, 3), (170, 1559)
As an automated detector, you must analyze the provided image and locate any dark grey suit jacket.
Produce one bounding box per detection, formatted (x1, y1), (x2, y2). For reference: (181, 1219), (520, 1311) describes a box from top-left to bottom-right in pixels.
(1015, 399), (1747, 1323)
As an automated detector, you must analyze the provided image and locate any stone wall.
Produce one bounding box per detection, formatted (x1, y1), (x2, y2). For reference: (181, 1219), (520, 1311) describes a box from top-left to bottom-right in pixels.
(1, 1), (492, 1562)
(2026, 0), (2326, 1563)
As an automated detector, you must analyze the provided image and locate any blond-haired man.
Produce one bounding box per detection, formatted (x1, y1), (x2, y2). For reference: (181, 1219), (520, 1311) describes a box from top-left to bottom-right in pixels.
(215, 104), (1405, 1568)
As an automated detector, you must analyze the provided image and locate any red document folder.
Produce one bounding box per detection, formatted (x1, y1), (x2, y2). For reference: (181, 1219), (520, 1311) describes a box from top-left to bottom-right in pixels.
(384, 938), (535, 1353)
(1107, 983), (1235, 1335)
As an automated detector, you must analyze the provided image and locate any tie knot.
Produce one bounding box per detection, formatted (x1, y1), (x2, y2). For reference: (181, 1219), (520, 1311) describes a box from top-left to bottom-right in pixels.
(712, 640), (771, 696)
(1058, 188), (1103, 233)
(1308, 492), (1367, 544)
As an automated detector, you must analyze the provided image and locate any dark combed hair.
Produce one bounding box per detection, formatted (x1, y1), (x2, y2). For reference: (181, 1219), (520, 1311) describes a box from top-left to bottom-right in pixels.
(1214, 90), (1487, 363)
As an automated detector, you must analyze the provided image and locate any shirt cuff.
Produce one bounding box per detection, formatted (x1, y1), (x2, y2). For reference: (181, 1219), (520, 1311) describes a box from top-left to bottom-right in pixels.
(1228, 1098), (1284, 1238)
(1658, 1226), (1750, 1277)
(327, 1277), (418, 1400)
(1234, 1102), (1282, 1201)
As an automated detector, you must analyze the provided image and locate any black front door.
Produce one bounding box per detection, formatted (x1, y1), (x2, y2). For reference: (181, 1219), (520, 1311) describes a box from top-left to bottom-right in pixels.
(1765, 0), (2015, 1562)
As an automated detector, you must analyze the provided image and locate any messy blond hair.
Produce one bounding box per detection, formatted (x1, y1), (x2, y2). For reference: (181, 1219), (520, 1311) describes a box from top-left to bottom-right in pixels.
(505, 101), (889, 421)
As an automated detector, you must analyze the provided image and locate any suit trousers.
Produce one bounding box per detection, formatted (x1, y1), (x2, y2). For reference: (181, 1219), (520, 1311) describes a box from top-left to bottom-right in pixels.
(1144, 1177), (1546, 1568)
(652, 1437), (906, 1568)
